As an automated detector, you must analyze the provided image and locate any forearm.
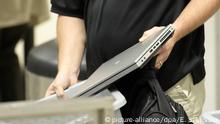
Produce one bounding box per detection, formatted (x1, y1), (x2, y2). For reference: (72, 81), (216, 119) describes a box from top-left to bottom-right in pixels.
(57, 16), (86, 77)
(172, 0), (220, 42)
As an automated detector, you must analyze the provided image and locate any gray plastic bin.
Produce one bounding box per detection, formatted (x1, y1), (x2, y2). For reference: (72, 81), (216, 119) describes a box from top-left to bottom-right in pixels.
(0, 97), (114, 124)
(39, 80), (126, 124)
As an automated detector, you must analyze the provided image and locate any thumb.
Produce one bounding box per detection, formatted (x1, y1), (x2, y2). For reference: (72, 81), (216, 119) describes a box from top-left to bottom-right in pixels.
(45, 85), (55, 97)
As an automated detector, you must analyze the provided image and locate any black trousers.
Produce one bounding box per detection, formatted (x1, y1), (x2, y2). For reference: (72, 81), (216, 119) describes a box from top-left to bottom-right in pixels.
(0, 24), (28, 101)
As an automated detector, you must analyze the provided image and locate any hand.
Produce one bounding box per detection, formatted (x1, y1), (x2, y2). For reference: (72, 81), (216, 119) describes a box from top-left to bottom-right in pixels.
(139, 26), (176, 69)
(45, 71), (78, 99)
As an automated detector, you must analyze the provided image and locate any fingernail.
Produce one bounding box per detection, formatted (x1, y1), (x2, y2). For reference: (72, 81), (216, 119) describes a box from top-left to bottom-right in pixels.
(63, 94), (70, 101)
(139, 38), (143, 42)
(56, 93), (62, 98)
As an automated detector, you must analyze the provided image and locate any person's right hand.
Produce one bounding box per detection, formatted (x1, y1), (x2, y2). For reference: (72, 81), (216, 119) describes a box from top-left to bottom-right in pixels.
(45, 71), (78, 99)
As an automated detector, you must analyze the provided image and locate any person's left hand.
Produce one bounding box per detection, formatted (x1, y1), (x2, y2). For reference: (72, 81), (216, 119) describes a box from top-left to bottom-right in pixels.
(139, 26), (176, 69)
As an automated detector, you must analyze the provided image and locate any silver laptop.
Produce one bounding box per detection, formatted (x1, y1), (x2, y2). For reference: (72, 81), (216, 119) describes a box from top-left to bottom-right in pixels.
(44, 24), (175, 99)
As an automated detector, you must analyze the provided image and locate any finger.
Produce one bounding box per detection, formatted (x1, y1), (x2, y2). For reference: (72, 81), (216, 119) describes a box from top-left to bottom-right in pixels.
(155, 53), (168, 69)
(155, 62), (161, 70)
(62, 94), (70, 101)
(139, 27), (162, 42)
(45, 90), (56, 97)
(55, 86), (65, 99)
(139, 31), (155, 42)
(45, 90), (50, 97)
(155, 39), (170, 55)
(45, 85), (55, 97)
(155, 46), (165, 56)
(139, 35), (148, 42)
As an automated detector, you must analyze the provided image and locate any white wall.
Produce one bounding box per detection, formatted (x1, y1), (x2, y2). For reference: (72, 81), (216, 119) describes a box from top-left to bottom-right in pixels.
(203, 14), (218, 112)
(216, 12), (220, 110)
(34, 13), (57, 46)
(15, 13), (57, 66)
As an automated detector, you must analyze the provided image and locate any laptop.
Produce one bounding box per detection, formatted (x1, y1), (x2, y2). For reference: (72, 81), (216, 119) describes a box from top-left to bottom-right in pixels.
(43, 24), (175, 99)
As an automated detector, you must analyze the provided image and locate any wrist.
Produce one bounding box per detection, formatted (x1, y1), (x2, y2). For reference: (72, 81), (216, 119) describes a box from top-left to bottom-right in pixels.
(57, 68), (79, 78)
(171, 22), (184, 44)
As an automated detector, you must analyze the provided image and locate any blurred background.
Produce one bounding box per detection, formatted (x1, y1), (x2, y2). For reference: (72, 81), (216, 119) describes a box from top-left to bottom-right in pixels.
(1, 0), (219, 114)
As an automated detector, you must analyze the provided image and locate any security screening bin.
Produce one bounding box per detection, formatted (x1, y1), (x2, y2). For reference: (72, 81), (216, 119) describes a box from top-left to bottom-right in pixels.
(25, 40), (126, 124)
(202, 111), (220, 124)
(39, 85), (126, 124)
(0, 97), (114, 124)
(39, 80), (126, 115)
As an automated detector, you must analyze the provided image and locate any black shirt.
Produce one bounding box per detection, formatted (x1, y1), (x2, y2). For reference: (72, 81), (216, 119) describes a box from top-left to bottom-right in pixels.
(51, 0), (205, 91)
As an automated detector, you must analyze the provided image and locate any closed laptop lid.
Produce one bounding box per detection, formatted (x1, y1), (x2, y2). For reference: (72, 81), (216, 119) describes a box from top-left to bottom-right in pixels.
(62, 25), (174, 97)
